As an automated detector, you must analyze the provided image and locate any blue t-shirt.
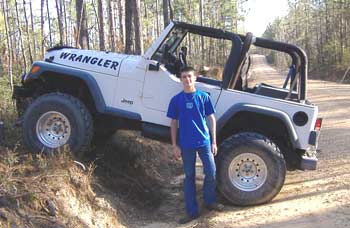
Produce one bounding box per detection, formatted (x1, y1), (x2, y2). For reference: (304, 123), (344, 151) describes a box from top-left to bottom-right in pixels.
(167, 89), (215, 149)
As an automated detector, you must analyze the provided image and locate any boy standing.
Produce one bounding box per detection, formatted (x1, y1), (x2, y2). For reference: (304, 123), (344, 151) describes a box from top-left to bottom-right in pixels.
(167, 67), (223, 224)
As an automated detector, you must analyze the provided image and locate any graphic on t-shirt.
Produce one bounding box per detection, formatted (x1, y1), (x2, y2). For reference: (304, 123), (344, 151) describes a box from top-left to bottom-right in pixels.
(186, 102), (193, 109)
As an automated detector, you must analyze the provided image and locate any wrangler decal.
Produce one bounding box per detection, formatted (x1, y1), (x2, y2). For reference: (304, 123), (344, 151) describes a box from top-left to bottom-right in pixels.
(59, 52), (119, 70)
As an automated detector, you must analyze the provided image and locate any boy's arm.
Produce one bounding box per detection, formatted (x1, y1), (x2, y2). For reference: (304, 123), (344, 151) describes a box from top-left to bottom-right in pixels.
(208, 114), (217, 156)
(170, 119), (181, 160)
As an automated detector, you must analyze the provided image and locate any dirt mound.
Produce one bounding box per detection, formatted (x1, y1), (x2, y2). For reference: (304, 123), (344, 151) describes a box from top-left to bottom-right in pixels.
(90, 129), (182, 214)
(0, 129), (182, 227)
(0, 147), (125, 228)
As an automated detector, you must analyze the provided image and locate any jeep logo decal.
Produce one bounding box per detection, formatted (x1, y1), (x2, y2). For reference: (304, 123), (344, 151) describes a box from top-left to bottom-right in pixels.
(59, 52), (119, 70)
(121, 98), (133, 105)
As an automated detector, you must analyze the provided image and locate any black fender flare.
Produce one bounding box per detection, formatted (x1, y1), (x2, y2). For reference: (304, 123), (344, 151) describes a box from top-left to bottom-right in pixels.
(23, 61), (141, 120)
(217, 103), (299, 148)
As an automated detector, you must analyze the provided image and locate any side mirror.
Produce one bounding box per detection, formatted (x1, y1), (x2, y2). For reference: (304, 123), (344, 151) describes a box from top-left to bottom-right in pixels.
(149, 62), (160, 71)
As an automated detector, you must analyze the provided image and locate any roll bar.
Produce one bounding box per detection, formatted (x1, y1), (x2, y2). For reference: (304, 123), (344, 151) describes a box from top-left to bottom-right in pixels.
(172, 21), (308, 100)
(252, 36), (308, 100)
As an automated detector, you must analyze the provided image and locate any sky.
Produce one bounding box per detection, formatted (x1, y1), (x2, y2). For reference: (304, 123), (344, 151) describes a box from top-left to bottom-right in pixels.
(243, 0), (289, 36)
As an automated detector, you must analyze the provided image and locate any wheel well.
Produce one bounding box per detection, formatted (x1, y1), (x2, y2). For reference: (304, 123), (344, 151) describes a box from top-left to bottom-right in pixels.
(219, 111), (299, 169)
(30, 72), (97, 115)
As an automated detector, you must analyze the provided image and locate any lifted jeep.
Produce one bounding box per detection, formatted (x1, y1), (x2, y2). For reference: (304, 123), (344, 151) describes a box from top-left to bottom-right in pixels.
(13, 21), (322, 206)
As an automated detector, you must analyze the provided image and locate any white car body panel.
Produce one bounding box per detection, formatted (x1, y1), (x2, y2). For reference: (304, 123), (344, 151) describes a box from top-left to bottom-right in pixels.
(216, 89), (318, 149)
(91, 72), (117, 107)
(45, 48), (127, 76)
(114, 56), (147, 114)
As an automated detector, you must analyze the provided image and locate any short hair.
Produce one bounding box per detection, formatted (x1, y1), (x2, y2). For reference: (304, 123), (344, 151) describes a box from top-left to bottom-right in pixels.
(180, 66), (196, 75)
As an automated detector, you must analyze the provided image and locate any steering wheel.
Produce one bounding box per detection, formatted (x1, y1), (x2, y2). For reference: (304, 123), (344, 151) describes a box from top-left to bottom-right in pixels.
(161, 44), (170, 64)
(162, 44), (178, 74)
(179, 46), (188, 69)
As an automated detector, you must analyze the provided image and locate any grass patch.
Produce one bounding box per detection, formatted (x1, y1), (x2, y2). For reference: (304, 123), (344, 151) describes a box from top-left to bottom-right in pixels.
(0, 76), (21, 147)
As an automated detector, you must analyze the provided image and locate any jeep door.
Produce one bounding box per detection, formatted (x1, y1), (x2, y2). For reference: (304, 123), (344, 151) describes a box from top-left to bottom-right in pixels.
(141, 64), (222, 127)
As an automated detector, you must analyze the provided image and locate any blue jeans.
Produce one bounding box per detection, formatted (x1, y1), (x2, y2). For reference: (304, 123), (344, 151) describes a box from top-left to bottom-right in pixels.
(181, 145), (216, 217)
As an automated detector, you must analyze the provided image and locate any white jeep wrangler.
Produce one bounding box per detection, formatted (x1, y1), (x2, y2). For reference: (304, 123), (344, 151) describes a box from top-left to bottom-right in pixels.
(13, 21), (322, 205)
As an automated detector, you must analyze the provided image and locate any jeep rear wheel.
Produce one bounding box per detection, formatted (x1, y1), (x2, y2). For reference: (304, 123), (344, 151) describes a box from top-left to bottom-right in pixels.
(218, 132), (286, 205)
(22, 93), (93, 156)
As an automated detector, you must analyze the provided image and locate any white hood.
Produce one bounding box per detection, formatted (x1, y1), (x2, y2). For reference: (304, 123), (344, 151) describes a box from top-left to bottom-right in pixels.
(44, 48), (130, 76)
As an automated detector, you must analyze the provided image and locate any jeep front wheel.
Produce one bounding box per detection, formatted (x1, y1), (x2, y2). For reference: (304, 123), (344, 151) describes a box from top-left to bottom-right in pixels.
(218, 132), (286, 205)
(22, 93), (93, 156)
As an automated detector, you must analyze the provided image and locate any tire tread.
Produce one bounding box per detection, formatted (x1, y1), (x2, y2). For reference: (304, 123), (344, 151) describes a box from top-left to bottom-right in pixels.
(218, 132), (286, 205)
(22, 92), (93, 155)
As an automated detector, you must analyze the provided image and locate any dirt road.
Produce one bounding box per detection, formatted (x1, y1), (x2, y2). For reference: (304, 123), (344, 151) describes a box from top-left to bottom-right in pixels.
(140, 55), (350, 228)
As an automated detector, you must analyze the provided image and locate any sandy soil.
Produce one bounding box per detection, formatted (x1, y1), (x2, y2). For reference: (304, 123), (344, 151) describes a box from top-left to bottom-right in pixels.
(137, 55), (350, 228)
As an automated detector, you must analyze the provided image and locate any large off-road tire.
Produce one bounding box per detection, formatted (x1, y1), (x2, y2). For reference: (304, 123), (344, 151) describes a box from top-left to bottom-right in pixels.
(22, 92), (93, 156)
(217, 132), (286, 205)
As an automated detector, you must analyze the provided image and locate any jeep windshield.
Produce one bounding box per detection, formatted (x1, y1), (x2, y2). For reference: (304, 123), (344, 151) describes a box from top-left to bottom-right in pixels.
(152, 27), (187, 64)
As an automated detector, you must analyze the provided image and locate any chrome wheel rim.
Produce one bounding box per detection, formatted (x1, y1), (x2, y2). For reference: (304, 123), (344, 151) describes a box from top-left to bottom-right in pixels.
(228, 153), (267, 192)
(36, 111), (71, 148)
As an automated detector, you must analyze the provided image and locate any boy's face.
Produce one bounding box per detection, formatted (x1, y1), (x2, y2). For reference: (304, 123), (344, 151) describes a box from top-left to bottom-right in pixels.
(180, 70), (196, 88)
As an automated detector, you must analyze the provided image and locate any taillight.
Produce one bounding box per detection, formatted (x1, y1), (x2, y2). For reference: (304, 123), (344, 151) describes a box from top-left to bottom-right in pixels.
(314, 118), (322, 131)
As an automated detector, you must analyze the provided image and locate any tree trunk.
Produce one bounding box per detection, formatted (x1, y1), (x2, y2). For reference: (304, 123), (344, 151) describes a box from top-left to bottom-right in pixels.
(15, 1), (27, 72)
(41, 0), (45, 57)
(23, 0), (34, 64)
(168, 0), (173, 21)
(67, 0), (73, 46)
(113, 1), (118, 47)
(187, 0), (192, 56)
(76, 0), (89, 49)
(132, 0), (143, 54)
(55, 0), (64, 45)
(97, 0), (105, 51)
(199, 0), (204, 62)
(339, 1), (344, 64)
(29, 0), (36, 60)
(125, 0), (134, 54)
(304, 2), (309, 59)
(163, 0), (169, 28)
(155, 0), (160, 36)
(118, 0), (124, 49)
(107, 0), (115, 52)
(2, 0), (13, 90)
(62, 0), (68, 45)
(46, 0), (53, 47)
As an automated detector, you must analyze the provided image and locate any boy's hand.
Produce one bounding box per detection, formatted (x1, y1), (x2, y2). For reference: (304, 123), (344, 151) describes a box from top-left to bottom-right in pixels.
(212, 143), (218, 156)
(173, 145), (181, 160)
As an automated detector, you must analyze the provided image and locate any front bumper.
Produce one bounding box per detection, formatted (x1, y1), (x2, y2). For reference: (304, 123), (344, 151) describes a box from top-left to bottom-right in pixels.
(12, 85), (33, 118)
(12, 85), (32, 100)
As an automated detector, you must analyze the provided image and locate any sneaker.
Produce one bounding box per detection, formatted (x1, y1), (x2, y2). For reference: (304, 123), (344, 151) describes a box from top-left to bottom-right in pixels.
(178, 214), (199, 224)
(205, 203), (224, 212)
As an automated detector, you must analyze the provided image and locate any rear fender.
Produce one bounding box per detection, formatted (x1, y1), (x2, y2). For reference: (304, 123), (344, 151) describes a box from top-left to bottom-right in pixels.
(217, 103), (299, 149)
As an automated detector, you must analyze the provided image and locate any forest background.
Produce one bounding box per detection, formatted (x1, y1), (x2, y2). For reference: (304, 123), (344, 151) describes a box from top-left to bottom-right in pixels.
(0, 0), (349, 91)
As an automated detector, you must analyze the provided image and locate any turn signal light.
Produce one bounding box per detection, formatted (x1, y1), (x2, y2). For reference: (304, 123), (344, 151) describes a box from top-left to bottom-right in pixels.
(314, 118), (322, 131)
(31, 65), (41, 73)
